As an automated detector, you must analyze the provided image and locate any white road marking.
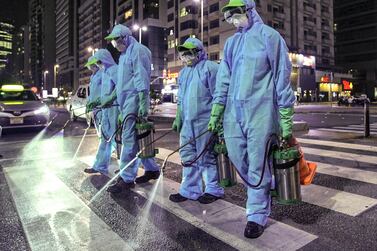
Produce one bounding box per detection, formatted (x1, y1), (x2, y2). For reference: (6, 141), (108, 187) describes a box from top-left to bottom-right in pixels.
(301, 184), (377, 217)
(296, 138), (377, 152)
(332, 126), (377, 132)
(316, 128), (377, 135)
(302, 147), (377, 164)
(315, 162), (377, 185)
(4, 166), (131, 251)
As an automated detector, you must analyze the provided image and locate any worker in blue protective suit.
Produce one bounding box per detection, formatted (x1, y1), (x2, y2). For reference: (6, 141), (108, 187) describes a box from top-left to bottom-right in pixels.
(84, 49), (120, 175)
(85, 56), (103, 135)
(169, 38), (224, 204)
(104, 24), (161, 193)
(208, 0), (296, 239)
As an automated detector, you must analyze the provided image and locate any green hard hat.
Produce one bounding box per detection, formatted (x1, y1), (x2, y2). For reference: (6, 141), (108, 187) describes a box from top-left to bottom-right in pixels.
(221, 0), (246, 13)
(85, 56), (98, 67)
(177, 41), (197, 52)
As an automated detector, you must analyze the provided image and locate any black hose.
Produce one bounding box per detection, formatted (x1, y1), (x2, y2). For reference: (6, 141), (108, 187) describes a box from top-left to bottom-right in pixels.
(161, 129), (210, 171)
(181, 133), (217, 167)
(103, 113), (138, 143)
(233, 134), (278, 188)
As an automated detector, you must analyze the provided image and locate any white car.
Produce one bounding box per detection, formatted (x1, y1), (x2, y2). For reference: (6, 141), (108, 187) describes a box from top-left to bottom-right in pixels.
(66, 84), (93, 124)
(162, 84), (179, 103)
(0, 85), (50, 130)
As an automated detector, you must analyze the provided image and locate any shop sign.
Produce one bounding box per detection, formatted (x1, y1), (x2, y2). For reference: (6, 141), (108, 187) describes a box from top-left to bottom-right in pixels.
(342, 80), (353, 90)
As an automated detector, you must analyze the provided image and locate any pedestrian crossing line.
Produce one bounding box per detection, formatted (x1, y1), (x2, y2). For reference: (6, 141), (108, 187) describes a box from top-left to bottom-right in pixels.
(132, 172), (318, 251)
(345, 124), (377, 128)
(157, 147), (377, 217)
(3, 165), (132, 251)
(316, 128), (377, 135)
(332, 126), (377, 132)
(302, 147), (377, 165)
(301, 184), (377, 217)
(296, 138), (377, 153)
(314, 162), (377, 185)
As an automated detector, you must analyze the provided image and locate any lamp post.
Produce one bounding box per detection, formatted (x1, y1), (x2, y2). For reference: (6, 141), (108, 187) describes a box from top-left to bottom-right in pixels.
(54, 64), (59, 89)
(194, 0), (204, 42)
(87, 46), (98, 56)
(43, 70), (49, 90)
(133, 24), (147, 43)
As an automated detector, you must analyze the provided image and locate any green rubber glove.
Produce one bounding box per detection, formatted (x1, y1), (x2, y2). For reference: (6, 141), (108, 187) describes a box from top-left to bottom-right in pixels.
(172, 105), (183, 132)
(279, 107), (294, 140)
(138, 91), (148, 117)
(208, 103), (225, 133)
(86, 98), (99, 112)
(101, 90), (117, 108)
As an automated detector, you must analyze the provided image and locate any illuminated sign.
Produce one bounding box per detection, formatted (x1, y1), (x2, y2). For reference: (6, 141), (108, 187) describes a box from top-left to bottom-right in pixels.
(342, 80), (353, 90)
(168, 72), (179, 79)
(288, 53), (316, 69)
(321, 76), (330, 83)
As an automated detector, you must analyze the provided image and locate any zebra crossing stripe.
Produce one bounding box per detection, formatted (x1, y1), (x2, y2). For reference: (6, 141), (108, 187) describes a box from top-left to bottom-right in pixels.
(302, 147), (377, 165)
(316, 128), (377, 135)
(301, 184), (377, 216)
(315, 162), (377, 185)
(296, 138), (377, 152)
(332, 126), (377, 132)
(4, 166), (131, 251)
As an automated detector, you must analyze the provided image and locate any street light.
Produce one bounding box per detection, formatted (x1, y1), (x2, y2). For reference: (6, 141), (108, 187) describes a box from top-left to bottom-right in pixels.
(133, 24), (147, 43)
(194, 0), (204, 42)
(54, 64), (59, 89)
(43, 70), (49, 93)
(87, 46), (98, 56)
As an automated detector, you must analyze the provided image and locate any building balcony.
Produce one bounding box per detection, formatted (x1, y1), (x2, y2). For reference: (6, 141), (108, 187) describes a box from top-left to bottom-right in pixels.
(304, 20), (316, 27)
(303, 4), (316, 14)
(322, 25), (331, 31)
(273, 11), (285, 20)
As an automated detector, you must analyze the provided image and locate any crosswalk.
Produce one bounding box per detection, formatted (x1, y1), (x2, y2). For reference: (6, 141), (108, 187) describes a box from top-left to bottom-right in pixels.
(3, 134), (377, 250)
(316, 122), (377, 135)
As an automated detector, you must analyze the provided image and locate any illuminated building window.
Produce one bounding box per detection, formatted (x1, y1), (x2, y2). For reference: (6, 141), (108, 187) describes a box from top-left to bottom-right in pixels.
(125, 9), (133, 20)
(180, 7), (188, 17)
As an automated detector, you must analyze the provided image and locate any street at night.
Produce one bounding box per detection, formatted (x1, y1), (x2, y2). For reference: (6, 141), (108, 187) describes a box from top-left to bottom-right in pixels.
(1, 103), (377, 250)
(1, 0), (377, 250)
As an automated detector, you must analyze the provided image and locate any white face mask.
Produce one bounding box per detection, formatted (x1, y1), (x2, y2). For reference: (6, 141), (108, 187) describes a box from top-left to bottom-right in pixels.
(232, 14), (249, 28)
(96, 62), (105, 70)
(111, 37), (127, 52)
(179, 51), (199, 66)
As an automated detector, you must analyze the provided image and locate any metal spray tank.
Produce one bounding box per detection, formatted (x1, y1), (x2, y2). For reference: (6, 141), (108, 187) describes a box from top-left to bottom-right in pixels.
(136, 120), (159, 158)
(273, 142), (302, 205)
(214, 138), (237, 187)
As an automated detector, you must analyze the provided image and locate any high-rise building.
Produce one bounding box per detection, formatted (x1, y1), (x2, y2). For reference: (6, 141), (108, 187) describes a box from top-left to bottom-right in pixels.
(334, 0), (377, 100)
(28, 0), (56, 91)
(11, 27), (26, 82)
(78, 0), (111, 87)
(56, 0), (78, 91)
(0, 20), (14, 76)
(113, 0), (167, 87)
(166, 0), (334, 99)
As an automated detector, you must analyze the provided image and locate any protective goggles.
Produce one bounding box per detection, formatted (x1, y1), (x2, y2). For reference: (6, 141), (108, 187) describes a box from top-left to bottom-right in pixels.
(110, 36), (124, 48)
(178, 49), (200, 60)
(223, 6), (248, 23)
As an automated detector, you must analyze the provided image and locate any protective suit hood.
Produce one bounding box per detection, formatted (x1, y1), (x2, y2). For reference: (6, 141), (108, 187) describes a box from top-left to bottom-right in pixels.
(181, 37), (207, 62)
(93, 49), (116, 68)
(240, 0), (263, 32)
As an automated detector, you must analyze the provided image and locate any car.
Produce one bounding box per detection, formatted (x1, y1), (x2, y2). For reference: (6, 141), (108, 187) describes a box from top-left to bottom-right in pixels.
(161, 84), (178, 103)
(0, 84), (50, 130)
(353, 94), (370, 105)
(66, 84), (93, 124)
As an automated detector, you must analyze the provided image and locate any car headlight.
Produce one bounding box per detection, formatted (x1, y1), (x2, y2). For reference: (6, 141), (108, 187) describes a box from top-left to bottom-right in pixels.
(34, 106), (49, 115)
(0, 106), (4, 112)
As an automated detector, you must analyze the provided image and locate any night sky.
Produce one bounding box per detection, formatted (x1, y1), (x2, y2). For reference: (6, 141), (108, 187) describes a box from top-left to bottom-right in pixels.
(0, 0), (28, 28)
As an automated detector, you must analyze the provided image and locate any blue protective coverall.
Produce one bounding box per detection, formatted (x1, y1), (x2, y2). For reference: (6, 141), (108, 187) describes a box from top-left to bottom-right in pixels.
(177, 38), (224, 200)
(92, 49), (120, 173)
(116, 30), (159, 182)
(213, 0), (295, 225)
(88, 69), (103, 134)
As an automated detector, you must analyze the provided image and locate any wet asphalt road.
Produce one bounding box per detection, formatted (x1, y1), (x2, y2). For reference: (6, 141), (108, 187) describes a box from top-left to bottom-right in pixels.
(1, 107), (377, 250)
